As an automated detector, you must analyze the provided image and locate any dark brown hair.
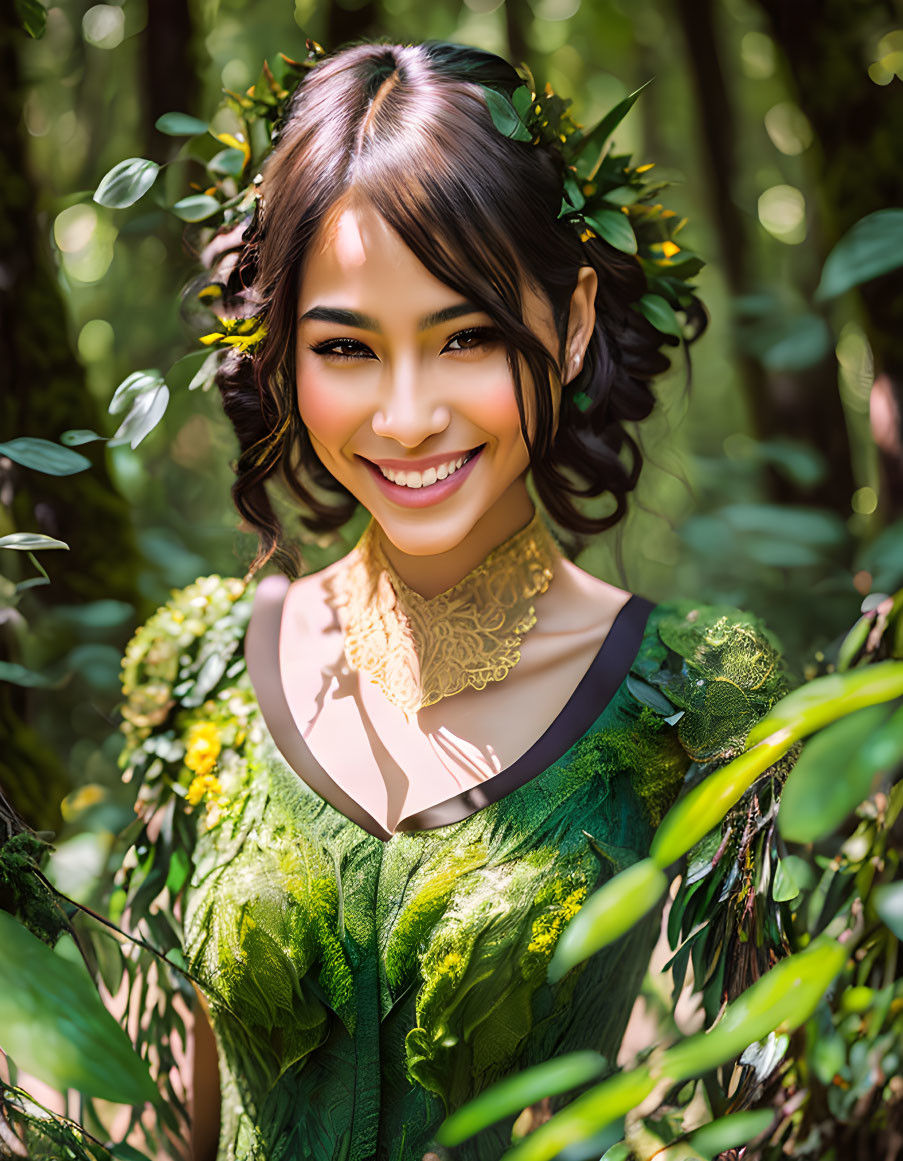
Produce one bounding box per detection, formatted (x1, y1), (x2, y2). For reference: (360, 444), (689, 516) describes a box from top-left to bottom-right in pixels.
(204, 39), (700, 579)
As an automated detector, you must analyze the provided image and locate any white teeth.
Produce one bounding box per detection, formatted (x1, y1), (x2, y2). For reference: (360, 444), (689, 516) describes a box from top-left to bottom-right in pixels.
(377, 450), (477, 488)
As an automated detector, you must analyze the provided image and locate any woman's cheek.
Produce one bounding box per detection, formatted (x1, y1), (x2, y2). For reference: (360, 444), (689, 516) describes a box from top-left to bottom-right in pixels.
(464, 365), (529, 445)
(296, 362), (358, 461)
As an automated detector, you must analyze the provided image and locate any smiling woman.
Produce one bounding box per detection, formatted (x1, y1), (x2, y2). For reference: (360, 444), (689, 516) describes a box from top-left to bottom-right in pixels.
(94, 37), (797, 1161)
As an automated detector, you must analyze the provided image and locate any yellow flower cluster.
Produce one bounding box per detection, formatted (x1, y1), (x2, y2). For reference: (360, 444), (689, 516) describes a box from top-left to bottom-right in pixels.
(186, 771), (225, 807)
(185, 721), (220, 778)
(527, 884), (587, 956)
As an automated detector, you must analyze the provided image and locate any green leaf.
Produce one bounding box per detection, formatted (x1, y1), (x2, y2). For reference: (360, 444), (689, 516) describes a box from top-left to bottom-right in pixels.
(0, 437), (92, 476)
(165, 349), (212, 393)
(759, 313), (833, 373)
(0, 911), (157, 1105)
(155, 112), (209, 136)
(94, 158), (161, 209)
(512, 84), (534, 117)
(652, 733), (794, 869)
(778, 704), (903, 843)
(0, 661), (59, 688)
(584, 210), (637, 254)
(435, 1051), (608, 1146)
(874, 881), (903, 939)
(0, 532), (69, 551)
(636, 293), (683, 338)
(171, 194), (222, 222)
(626, 673), (677, 716)
(60, 428), (107, 446)
(547, 858), (666, 983)
(816, 209), (903, 301)
(662, 936), (846, 1082)
(208, 147), (248, 177)
(500, 1067), (655, 1161)
(720, 503), (847, 549)
(481, 86), (532, 141)
(747, 661), (903, 749)
(16, 0), (47, 38)
(572, 80), (652, 169)
(689, 1110), (773, 1159)
(108, 370), (169, 449)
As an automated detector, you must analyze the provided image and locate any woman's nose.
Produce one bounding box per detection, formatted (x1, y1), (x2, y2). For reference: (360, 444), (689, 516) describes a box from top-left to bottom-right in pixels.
(370, 362), (451, 447)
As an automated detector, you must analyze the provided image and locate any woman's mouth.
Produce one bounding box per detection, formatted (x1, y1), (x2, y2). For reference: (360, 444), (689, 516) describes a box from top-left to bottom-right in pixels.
(361, 445), (485, 508)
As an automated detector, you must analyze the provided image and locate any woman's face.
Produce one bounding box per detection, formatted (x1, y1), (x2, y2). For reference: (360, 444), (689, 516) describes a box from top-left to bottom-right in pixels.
(294, 195), (592, 559)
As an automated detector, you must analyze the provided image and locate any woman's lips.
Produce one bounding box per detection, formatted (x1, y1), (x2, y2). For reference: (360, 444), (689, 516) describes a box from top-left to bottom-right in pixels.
(361, 446), (484, 508)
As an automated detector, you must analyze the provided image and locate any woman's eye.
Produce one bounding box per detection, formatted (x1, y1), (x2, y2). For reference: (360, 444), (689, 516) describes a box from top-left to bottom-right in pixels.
(308, 338), (375, 361)
(443, 327), (500, 354)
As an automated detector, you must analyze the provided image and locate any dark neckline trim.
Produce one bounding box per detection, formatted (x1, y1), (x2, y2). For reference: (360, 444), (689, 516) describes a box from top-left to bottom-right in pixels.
(244, 577), (656, 842)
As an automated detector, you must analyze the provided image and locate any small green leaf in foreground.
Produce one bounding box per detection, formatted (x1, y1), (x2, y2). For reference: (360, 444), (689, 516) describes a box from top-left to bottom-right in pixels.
(0, 437), (92, 476)
(436, 1051), (609, 1146)
(547, 858), (666, 983)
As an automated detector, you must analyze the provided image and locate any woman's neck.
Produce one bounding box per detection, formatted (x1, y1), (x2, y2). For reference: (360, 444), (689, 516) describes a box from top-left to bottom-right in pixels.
(375, 480), (540, 599)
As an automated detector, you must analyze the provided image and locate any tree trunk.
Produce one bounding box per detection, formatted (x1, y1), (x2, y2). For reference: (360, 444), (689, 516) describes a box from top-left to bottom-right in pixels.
(673, 0), (857, 515)
(755, 0), (903, 510)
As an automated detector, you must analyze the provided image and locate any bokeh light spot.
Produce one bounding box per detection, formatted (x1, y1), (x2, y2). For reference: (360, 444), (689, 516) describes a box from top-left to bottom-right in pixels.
(82, 5), (125, 50)
(757, 184), (806, 244)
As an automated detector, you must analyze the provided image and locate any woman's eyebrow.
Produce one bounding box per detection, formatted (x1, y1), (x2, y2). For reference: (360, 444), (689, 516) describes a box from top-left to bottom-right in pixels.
(297, 301), (480, 332)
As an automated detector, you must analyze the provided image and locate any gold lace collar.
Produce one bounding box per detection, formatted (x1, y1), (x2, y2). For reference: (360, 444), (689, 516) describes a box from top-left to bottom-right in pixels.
(333, 509), (559, 716)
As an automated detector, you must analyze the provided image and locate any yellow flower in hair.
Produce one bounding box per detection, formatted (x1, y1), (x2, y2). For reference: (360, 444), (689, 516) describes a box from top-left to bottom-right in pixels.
(199, 315), (268, 354)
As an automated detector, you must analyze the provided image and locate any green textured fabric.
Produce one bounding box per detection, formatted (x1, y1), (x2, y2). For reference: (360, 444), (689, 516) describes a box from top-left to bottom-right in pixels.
(117, 577), (792, 1161)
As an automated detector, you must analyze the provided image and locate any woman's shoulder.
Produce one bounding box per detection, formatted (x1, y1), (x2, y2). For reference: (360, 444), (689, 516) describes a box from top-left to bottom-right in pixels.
(630, 595), (794, 763)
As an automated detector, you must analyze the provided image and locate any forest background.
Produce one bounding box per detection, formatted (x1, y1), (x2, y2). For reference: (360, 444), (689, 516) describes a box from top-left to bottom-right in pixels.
(2, 0), (903, 1153)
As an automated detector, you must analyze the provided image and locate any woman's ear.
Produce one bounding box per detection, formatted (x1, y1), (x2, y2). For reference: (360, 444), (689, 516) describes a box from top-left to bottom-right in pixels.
(564, 265), (598, 382)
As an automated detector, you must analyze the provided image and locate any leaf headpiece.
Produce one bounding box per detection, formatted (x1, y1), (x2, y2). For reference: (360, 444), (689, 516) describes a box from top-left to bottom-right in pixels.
(93, 40), (702, 445)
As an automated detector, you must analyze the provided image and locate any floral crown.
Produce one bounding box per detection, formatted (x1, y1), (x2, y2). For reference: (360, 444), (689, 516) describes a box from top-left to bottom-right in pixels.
(93, 39), (703, 448)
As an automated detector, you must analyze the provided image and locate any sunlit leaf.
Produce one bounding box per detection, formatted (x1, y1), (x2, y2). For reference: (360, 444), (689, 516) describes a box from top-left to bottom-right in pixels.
(93, 158), (160, 209)
(0, 437), (92, 476)
(778, 704), (903, 843)
(171, 195), (222, 222)
(108, 370), (169, 448)
(661, 936), (846, 1082)
(747, 661), (903, 749)
(0, 911), (157, 1104)
(816, 209), (903, 301)
(0, 532), (69, 551)
(501, 1067), (655, 1161)
(548, 859), (666, 983)
(436, 1052), (608, 1145)
(689, 1110), (774, 1159)
(155, 112), (209, 136)
(651, 734), (794, 869)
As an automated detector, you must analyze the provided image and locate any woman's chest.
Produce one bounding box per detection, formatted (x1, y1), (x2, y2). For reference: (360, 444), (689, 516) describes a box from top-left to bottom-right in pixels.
(276, 577), (615, 833)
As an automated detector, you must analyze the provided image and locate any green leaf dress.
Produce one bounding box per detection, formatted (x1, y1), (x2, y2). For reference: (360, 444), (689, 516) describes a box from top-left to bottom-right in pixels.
(116, 572), (792, 1161)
